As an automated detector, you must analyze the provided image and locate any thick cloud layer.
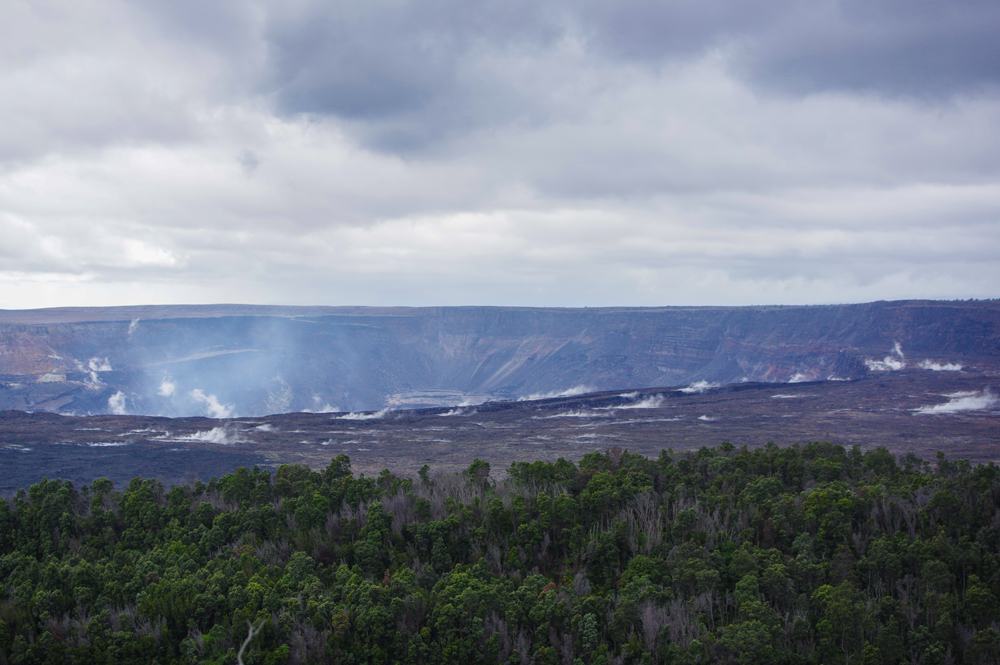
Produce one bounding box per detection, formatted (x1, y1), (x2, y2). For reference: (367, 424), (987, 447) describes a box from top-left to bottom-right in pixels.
(0, 0), (998, 307)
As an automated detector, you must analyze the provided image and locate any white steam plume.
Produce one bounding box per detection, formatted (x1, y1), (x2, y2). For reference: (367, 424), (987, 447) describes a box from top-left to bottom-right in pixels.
(458, 396), (488, 407)
(266, 376), (293, 414)
(617, 395), (664, 409)
(535, 410), (610, 419)
(680, 381), (718, 394)
(158, 378), (176, 397)
(107, 391), (127, 415)
(88, 357), (113, 372)
(914, 390), (998, 415)
(518, 385), (594, 401)
(305, 395), (340, 413)
(918, 360), (963, 371)
(338, 408), (390, 420)
(84, 356), (113, 385)
(127, 318), (140, 339)
(865, 342), (905, 371)
(439, 408), (475, 417)
(190, 389), (234, 419)
(180, 427), (241, 445)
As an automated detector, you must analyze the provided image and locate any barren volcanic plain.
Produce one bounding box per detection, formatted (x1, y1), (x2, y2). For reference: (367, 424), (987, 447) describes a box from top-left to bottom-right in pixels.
(2, 367), (997, 492)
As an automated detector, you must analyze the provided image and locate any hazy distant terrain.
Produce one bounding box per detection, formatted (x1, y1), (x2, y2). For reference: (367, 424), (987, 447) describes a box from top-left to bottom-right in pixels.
(0, 300), (997, 418)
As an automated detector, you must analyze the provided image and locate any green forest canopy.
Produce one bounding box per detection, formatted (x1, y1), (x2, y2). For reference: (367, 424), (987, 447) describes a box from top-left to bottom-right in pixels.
(2, 442), (999, 664)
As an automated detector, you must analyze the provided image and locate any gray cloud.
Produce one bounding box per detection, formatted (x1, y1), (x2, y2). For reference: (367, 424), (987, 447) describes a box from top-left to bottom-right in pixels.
(569, 0), (1000, 95)
(248, 0), (1000, 151)
(0, 0), (997, 309)
(739, 0), (1000, 96)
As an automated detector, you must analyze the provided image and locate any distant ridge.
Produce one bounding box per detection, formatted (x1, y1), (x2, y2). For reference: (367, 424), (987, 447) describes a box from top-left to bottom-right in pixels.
(2, 298), (996, 323)
(0, 300), (997, 416)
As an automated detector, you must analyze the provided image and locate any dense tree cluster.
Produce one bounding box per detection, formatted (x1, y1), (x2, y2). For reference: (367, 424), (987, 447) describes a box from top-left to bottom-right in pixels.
(2, 442), (1000, 664)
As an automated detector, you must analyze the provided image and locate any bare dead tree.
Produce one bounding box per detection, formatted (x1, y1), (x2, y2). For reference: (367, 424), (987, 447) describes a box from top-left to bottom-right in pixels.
(237, 620), (263, 665)
(639, 600), (669, 652)
(570, 571), (592, 598)
(664, 597), (704, 649)
(255, 538), (291, 567)
(382, 492), (415, 533)
(484, 612), (512, 662)
(618, 492), (662, 554)
(289, 622), (328, 665)
(550, 626), (575, 665)
(513, 629), (532, 665)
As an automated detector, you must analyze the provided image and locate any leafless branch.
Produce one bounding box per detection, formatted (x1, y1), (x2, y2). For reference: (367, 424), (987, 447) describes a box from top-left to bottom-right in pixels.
(237, 620), (263, 665)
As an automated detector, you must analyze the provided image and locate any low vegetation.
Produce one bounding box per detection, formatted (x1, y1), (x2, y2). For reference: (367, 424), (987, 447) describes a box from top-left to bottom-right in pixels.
(1, 442), (999, 664)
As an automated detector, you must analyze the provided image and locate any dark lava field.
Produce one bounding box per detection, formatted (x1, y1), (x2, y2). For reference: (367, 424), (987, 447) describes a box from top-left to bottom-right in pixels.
(2, 368), (997, 492)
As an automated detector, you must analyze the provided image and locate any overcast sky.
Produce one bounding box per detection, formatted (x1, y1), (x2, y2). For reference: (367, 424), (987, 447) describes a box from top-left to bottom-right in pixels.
(1, 0), (998, 309)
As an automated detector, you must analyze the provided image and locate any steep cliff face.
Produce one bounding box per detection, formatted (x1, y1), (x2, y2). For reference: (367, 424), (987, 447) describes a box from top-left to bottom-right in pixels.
(0, 300), (996, 416)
